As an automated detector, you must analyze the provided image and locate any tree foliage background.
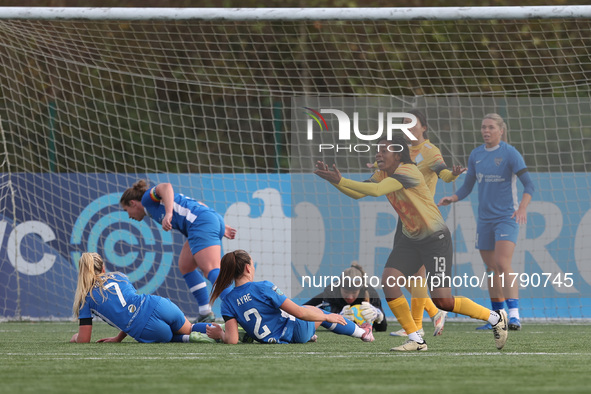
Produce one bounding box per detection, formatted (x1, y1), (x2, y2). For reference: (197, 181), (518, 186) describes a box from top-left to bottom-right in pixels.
(1, 1), (590, 174)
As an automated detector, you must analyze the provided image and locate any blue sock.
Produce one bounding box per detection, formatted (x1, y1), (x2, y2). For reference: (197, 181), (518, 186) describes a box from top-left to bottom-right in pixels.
(320, 311), (356, 336)
(491, 301), (505, 312)
(171, 324), (211, 342)
(208, 268), (232, 300)
(506, 298), (519, 310)
(183, 270), (209, 310)
(171, 335), (185, 342)
(207, 268), (219, 283)
(191, 323), (210, 333)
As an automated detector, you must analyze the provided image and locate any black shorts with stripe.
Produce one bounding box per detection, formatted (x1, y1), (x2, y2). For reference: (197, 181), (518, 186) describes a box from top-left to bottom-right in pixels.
(385, 226), (453, 289)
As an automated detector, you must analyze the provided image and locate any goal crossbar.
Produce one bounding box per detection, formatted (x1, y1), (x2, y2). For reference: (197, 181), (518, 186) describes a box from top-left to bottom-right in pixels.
(1, 6), (591, 21)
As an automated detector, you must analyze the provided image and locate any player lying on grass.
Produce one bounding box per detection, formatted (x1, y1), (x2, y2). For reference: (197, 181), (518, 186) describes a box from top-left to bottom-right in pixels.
(205, 249), (375, 344)
(303, 262), (388, 332)
(70, 252), (214, 343)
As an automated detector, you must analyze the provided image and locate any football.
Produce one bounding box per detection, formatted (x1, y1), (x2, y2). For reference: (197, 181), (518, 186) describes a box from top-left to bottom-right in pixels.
(349, 304), (366, 326)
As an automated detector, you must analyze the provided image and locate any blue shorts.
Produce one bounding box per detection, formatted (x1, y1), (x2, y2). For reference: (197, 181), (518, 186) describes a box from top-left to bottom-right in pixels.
(137, 297), (186, 343)
(476, 218), (519, 250)
(187, 210), (225, 255)
(290, 319), (316, 344)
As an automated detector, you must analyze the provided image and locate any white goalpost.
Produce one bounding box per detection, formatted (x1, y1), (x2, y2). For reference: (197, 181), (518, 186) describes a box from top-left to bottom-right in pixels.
(1, 6), (590, 320)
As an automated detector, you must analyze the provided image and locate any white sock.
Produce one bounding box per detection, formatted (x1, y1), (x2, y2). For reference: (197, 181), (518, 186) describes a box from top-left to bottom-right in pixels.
(199, 305), (211, 315)
(488, 310), (501, 326)
(508, 308), (520, 320)
(408, 331), (424, 343)
(181, 334), (190, 343)
(352, 325), (365, 338)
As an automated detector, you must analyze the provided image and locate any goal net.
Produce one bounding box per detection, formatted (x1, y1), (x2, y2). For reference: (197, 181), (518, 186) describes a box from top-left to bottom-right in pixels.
(1, 7), (590, 320)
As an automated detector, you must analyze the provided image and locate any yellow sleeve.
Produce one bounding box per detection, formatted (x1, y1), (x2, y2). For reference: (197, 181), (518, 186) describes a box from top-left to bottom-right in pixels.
(338, 176), (403, 197)
(438, 168), (459, 183)
(331, 182), (367, 200)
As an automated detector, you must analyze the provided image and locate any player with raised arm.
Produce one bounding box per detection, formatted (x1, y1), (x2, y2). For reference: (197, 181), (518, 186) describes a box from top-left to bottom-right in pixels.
(205, 249), (375, 344)
(314, 135), (508, 351)
(120, 180), (236, 323)
(438, 113), (534, 331)
(390, 109), (465, 338)
(71, 252), (214, 343)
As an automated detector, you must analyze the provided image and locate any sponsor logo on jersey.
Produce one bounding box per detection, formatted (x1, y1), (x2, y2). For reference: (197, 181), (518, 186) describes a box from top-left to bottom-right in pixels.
(272, 285), (284, 296)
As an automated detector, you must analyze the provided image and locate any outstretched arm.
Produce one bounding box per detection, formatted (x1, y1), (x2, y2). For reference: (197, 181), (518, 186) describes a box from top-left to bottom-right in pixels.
(280, 298), (346, 325)
(438, 166), (476, 206)
(438, 165), (467, 183)
(314, 161), (367, 199)
(437, 194), (458, 206)
(315, 160), (404, 198)
(313, 161), (342, 184)
(337, 176), (403, 197)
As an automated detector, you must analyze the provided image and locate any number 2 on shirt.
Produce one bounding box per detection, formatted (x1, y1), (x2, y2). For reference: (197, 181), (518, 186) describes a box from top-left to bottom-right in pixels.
(244, 308), (271, 340)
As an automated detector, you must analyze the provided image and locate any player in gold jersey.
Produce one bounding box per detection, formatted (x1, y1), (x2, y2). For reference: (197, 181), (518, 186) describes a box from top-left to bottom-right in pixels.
(389, 110), (465, 337)
(315, 135), (508, 351)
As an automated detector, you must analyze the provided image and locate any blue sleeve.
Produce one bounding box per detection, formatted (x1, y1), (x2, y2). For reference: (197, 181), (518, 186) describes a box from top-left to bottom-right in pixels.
(508, 146), (527, 173)
(455, 151), (476, 201)
(220, 298), (235, 320)
(509, 146), (534, 196)
(518, 170), (535, 196)
(141, 189), (159, 210)
(262, 281), (287, 308)
(78, 300), (92, 320)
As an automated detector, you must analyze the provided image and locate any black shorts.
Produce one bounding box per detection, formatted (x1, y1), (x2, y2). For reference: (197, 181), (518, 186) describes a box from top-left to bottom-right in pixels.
(385, 227), (453, 289)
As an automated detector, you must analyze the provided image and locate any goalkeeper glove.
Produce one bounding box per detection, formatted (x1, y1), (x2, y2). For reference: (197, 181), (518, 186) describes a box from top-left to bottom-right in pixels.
(360, 301), (384, 324)
(340, 305), (354, 321)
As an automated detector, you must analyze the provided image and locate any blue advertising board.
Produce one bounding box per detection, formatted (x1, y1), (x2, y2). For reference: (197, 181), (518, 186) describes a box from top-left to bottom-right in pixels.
(1, 172), (589, 319)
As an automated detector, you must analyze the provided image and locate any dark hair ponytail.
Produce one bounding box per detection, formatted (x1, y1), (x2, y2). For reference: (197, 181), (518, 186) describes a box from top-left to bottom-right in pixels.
(210, 249), (251, 304)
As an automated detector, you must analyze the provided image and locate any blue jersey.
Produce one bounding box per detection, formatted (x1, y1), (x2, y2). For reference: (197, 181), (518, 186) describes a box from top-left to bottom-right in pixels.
(457, 142), (529, 221)
(221, 281), (297, 344)
(78, 273), (158, 340)
(141, 187), (212, 237)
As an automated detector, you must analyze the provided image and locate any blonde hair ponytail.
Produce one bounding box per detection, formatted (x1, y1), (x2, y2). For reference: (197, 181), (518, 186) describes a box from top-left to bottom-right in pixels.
(72, 252), (108, 318)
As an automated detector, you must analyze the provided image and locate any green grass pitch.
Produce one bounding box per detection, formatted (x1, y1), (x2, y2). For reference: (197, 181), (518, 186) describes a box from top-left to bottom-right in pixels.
(1, 321), (590, 394)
